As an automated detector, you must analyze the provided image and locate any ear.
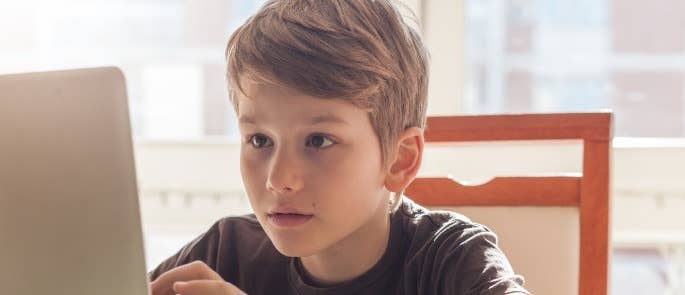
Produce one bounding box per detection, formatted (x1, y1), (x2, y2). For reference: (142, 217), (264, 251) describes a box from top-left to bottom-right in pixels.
(384, 127), (424, 193)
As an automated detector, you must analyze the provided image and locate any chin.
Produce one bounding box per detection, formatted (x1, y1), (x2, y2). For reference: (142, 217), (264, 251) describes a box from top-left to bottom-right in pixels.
(271, 240), (318, 257)
(268, 233), (322, 257)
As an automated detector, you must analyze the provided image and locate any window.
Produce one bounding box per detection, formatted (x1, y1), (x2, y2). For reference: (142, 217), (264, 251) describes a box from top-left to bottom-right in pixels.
(465, 0), (685, 137)
(0, 0), (266, 141)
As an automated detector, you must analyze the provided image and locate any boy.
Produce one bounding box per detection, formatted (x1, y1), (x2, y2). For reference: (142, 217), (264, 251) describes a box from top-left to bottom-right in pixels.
(148, 0), (530, 294)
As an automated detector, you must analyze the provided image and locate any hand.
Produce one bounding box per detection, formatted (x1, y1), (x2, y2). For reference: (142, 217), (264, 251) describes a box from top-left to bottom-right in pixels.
(150, 260), (247, 295)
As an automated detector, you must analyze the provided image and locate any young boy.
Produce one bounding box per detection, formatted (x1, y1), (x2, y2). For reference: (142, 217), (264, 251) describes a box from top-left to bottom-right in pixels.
(148, 1), (529, 294)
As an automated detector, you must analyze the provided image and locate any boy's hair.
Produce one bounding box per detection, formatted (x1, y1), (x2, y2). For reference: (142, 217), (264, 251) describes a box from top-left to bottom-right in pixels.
(225, 0), (429, 212)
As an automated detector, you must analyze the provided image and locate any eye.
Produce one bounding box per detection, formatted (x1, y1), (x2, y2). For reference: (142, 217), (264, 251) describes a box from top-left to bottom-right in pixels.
(307, 134), (335, 149)
(246, 134), (273, 149)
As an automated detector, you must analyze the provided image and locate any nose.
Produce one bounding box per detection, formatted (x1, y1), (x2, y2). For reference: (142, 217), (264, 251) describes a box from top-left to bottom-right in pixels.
(266, 144), (304, 195)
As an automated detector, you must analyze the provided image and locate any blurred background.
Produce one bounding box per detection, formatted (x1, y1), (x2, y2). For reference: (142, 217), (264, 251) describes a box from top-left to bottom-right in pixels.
(1, 0), (684, 293)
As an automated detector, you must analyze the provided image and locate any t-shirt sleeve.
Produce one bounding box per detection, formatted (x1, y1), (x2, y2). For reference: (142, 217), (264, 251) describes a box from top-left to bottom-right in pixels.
(436, 222), (531, 295)
(147, 219), (224, 282)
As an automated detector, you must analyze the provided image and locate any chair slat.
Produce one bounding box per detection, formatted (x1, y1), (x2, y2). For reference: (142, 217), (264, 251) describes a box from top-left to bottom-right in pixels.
(405, 176), (581, 206)
(425, 113), (612, 142)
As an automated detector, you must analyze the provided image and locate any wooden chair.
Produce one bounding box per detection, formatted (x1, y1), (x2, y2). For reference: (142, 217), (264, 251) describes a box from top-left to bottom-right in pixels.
(405, 112), (613, 295)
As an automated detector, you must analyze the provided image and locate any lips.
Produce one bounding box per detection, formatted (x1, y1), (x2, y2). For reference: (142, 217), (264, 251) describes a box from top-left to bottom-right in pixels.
(267, 212), (312, 218)
(268, 205), (312, 216)
(267, 205), (314, 227)
(267, 212), (313, 227)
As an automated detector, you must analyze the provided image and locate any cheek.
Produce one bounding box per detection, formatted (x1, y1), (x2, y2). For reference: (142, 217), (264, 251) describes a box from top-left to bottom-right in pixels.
(315, 144), (383, 192)
(240, 150), (265, 191)
(312, 146), (385, 227)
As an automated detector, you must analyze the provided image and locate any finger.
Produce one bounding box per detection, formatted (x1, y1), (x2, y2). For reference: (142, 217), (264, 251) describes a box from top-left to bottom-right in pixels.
(150, 261), (223, 295)
(173, 280), (242, 295)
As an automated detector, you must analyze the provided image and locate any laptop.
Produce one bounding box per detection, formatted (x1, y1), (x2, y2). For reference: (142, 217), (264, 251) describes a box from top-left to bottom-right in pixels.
(0, 67), (150, 295)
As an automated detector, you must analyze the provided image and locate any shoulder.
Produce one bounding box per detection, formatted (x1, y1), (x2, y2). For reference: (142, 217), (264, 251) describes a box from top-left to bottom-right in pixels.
(395, 196), (493, 246)
(209, 213), (274, 254)
(148, 213), (272, 281)
(395, 196), (529, 294)
(214, 213), (263, 235)
(180, 213), (265, 249)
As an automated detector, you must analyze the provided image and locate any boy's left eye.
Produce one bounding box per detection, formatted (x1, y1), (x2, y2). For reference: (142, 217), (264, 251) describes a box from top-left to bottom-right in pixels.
(307, 134), (335, 149)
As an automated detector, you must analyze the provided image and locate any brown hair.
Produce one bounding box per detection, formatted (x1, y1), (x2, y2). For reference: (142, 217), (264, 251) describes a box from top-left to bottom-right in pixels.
(225, 0), (429, 212)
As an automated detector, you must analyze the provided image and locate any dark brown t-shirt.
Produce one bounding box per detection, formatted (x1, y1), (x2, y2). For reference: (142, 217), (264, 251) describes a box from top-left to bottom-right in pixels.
(148, 196), (530, 295)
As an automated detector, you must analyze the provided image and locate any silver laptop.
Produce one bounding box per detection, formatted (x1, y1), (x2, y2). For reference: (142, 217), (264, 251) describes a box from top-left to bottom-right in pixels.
(0, 67), (150, 295)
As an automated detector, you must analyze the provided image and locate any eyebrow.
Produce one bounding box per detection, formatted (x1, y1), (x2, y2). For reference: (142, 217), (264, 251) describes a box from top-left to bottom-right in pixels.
(238, 114), (350, 126)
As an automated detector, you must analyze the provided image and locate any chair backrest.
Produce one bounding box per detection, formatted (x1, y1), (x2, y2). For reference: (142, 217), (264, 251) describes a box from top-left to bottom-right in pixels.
(405, 112), (613, 295)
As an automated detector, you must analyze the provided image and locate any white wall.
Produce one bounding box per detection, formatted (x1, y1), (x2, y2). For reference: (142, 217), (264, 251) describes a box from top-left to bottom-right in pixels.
(134, 139), (685, 241)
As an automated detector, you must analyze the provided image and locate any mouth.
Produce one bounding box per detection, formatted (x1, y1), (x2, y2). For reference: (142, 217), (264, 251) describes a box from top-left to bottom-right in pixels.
(267, 212), (314, 227)
(268, 204), (314, 215)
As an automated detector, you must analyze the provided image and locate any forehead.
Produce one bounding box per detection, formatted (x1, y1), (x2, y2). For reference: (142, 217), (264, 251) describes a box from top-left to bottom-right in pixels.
(236, 81), (367, 125)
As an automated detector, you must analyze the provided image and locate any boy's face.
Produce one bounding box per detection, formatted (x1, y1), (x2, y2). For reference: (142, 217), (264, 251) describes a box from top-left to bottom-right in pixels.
(237, 81), (391, 257)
